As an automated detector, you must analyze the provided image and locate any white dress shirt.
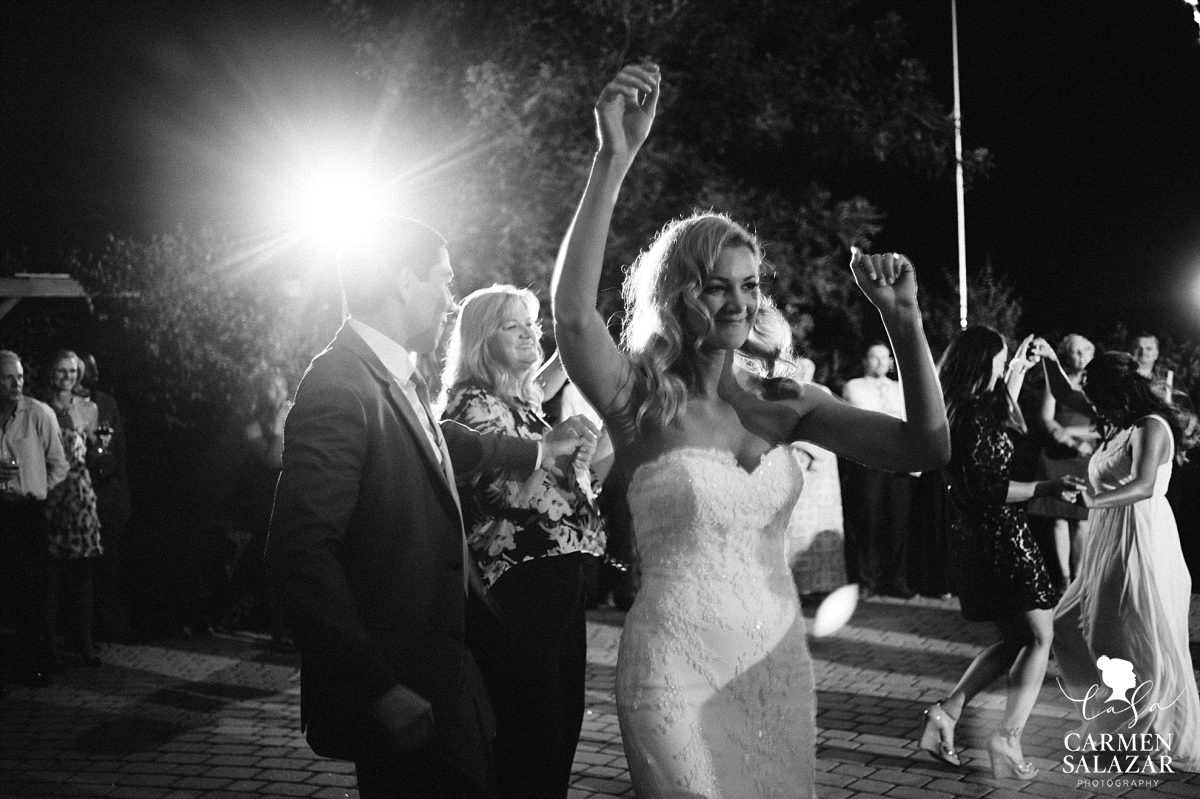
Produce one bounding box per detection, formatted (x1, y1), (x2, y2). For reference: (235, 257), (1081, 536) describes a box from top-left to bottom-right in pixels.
(842, 375), (906, 421)
(348, 319), (445, 466)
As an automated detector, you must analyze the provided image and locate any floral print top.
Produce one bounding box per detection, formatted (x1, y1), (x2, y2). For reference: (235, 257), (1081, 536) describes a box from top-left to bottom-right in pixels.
(442, 384), (606, 588)
(47, 413), (102, 560)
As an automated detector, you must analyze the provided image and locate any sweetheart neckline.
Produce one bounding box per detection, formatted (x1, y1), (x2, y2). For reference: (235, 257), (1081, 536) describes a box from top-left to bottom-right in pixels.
(630, 444), (791, 487)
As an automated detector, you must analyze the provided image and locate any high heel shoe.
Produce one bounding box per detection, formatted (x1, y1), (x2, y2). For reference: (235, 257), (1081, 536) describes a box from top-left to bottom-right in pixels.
(918, 701), (963, 767)
(988, 727), (1038, 780)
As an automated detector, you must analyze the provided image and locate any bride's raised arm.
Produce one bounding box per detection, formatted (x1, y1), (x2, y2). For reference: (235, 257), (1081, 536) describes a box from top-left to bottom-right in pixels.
(721, 249), (951, 473)
(552, 63), (660, 419)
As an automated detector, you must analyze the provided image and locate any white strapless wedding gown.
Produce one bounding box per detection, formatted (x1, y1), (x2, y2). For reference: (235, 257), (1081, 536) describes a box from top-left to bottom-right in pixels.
(617, 446), (816, 798)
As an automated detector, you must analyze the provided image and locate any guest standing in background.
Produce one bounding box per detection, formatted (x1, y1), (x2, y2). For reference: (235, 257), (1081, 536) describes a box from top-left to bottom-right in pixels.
(785, 356), (846, 601)
(41, 350), (104, 667)
(1026, 335), (1097, 587)
(440, 285), (605, 799)
(842, 341), (913, 597)
(0, 350), (68, 687)
(918, 328), (1081, 780)
(77, 353), (132, 643)
(226, 367), (295, 652)
(1052, 351), (1200, 769)
(1131, 331), (1174, 403)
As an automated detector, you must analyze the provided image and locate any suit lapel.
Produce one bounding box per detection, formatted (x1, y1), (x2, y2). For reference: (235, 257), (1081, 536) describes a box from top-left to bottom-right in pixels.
(334, 325), (458, 505)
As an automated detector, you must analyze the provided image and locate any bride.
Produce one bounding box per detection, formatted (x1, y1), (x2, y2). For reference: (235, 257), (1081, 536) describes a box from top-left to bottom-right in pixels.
(551, 63), (950, 798)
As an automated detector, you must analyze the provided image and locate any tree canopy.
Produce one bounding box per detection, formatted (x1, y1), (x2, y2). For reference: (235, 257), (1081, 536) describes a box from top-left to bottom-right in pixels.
(327, 0), (993, 369)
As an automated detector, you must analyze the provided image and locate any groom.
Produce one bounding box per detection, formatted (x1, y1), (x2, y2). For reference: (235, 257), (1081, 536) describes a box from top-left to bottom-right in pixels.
(266, 217), (593, 798)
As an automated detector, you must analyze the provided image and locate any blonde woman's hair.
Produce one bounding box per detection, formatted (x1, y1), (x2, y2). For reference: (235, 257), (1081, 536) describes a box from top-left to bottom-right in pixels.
(620, 211), (793, 433)
(441, 285), (544, 408)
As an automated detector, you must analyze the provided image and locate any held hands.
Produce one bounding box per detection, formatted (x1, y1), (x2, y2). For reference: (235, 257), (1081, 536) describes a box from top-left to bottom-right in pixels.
(1007, 335), (1042, 376)
(1029, 337), (1056, 363)
(1038, 475), (1087, 504)
(542, 415), (600, 477)
(373, 683), (435, 755)
(595, 63), (661, 164)
(849, 248), (918, 315)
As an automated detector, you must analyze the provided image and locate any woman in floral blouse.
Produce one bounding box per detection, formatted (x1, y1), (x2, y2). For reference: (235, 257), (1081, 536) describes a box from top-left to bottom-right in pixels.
(41, 350), (103, 667)
(439, 284), (605, 799)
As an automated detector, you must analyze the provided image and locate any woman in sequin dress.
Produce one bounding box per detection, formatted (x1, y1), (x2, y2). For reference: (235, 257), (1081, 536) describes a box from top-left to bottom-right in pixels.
(917, 327), (1083, 780)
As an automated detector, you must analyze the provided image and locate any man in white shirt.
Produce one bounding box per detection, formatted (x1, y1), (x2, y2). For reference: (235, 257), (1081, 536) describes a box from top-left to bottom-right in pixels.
(1, 350), (69, 686)
(841, 342), (914, 598)
(266, 217), (593, 799)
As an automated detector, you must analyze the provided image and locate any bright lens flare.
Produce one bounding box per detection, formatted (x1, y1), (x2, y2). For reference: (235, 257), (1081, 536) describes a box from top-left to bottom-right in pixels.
(296, 171), (380, 245)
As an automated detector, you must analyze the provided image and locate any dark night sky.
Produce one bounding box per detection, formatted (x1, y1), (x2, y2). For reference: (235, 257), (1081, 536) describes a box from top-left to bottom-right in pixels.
(3, 0), (1199, 341)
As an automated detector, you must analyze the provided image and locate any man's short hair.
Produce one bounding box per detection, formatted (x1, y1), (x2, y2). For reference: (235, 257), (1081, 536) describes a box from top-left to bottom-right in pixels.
(1131, 331), (1158, 346)
(864, 340), (891, 355)
(0, 350), (21, 369)
(337, 216), (447, 316)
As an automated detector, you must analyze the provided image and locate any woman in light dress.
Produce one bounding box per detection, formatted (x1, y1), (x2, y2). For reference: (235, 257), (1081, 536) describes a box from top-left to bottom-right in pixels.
(551, 63), (949, 799)
(1052, 351), (1200, 770)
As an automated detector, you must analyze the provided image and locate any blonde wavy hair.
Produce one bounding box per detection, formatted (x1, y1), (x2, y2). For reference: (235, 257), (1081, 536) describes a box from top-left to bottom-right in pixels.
(620, 211), (793, 433)
(441, 285), (544, 408)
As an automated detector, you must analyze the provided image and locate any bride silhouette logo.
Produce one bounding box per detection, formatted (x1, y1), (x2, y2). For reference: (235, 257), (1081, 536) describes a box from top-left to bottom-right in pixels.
(1057, 654), (1180, 779)
(1058, 654), (1184, 731)
(1096, 656), (1138, 716)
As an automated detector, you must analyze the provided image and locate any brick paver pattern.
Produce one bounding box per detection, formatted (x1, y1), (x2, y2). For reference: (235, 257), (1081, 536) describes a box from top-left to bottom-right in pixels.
(3, 595), (1199, 798)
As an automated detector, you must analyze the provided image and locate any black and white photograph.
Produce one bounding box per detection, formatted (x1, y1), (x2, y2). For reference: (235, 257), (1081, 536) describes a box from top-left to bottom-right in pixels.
(3, 2), (1199, 798)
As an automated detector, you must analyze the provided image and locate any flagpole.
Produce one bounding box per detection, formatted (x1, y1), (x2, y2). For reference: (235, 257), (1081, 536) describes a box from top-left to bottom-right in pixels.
(952, 0), (968, 329)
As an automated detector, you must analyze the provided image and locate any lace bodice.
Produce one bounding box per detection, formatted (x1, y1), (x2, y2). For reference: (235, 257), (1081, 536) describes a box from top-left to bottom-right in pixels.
(1090, 415), (1173, 497)
(627, 446), (804, 591)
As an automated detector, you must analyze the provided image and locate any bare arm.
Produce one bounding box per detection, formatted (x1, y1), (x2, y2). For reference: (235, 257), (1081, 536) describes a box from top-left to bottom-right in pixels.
(534, 349), (569, 403)
(1033, 339), (1075, 402)
(1038, 371), (1070, 445)
(722, 250), (950, 472)
(1005, 476), (1082, 503)
(552, 64), (660, 428)
(1082, 419), (1171, 509)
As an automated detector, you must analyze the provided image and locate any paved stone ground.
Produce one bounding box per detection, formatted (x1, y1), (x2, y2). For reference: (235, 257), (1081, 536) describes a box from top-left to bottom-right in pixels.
(3, 595), (1198, 798)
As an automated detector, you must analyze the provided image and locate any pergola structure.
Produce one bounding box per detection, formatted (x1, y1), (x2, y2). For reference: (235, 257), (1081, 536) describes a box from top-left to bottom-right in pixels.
(0, 273), (87, 321)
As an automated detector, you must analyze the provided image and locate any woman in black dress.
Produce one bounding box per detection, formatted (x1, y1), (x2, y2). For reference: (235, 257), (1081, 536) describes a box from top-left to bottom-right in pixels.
(915, 327), (1082, 780)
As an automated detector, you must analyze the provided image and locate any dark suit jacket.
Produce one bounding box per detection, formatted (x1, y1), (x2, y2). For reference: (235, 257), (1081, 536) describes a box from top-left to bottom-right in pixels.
(266, 323), (538, 781)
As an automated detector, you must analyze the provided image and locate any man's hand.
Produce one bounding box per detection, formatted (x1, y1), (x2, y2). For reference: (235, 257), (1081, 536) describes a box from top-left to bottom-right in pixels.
(372, 683), (435, 754)
(273, 400), (293, 437)
(542, 415), (600, 477)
